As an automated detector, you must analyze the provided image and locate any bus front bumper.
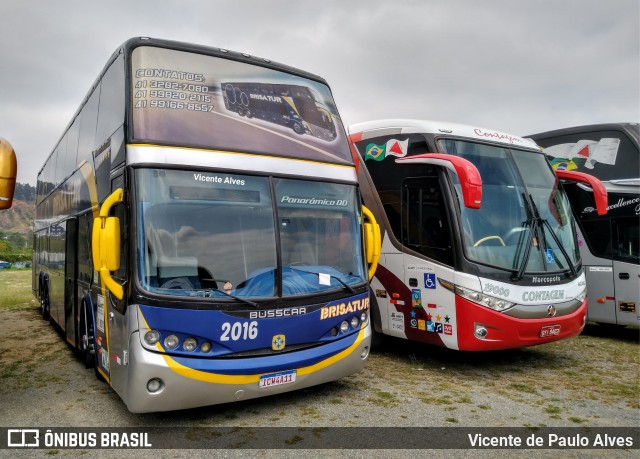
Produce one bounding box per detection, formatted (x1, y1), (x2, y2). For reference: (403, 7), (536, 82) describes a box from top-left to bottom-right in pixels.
(121, 326), (371, 413)
(456, 297), (587, 351)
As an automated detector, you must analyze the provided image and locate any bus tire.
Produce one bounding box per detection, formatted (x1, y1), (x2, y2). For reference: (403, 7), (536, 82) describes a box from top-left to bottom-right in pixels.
(40, 278), (50, 321)
(292, 122), (304, 135)
(369, 290), (385, 351)
(79, 302), (95, 369)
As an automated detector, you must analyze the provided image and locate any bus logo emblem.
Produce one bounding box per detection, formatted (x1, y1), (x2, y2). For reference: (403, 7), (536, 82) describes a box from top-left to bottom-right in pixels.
(272, 335), (286, 351)
(547, 305), (557, 317)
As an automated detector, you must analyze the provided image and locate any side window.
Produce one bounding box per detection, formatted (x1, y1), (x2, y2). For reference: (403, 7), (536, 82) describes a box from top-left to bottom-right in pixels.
(77, 213), (93, 284)
(613, 217), (640, 263)
(77, 87), (101, 166)
(357, 134), (435, 245)
(43, 150), (57, 195)
(96, 54), (125, 143)
(580, 220), (612, 259)
(112, 176), (127, 282)
(54, 136), (68, 186)
(111, 202), (127, 282)
(402, 177), (453, 266)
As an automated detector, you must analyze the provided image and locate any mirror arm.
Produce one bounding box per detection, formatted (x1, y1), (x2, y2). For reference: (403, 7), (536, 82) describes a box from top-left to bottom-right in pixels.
(396, 153), (482, 209)
(94, 188), (124, 300)
(555, 170), (608, 216)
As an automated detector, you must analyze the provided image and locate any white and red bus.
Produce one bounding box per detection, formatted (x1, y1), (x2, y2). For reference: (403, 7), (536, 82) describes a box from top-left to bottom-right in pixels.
(349, 119), (608, 351)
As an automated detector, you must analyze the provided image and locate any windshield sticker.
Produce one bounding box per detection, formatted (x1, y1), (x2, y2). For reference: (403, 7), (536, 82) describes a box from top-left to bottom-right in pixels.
(193, 173), (246, 186)
(364, 139), (408, 161)
(545, 248), (555, 264)
(318, 273), (331, 286)
(279, 195), (348, 207)
(545, 138), (620, 171)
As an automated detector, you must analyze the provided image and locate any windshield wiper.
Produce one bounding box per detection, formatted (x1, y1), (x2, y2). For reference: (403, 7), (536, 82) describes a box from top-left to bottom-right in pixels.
(286, 266), (356, 294)
(529, 197), (577, 279)
(190, 285), (259, 308)
(513, 194), (577, 281)
(512, 193), (537, 281)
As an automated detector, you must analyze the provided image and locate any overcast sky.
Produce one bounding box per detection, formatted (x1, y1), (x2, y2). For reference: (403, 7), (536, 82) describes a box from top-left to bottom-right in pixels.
(1, 0), (638, 185)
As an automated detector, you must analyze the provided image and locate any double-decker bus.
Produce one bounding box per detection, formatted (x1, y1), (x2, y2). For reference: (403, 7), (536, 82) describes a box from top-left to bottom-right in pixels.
(222, 82), (337, 141)
(528, 123), (639, 327)
(33, 37), (380, 412)
(349, 119), (607, 351)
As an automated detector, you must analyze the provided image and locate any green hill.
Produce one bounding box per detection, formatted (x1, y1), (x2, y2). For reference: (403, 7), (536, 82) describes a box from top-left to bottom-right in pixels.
(0, 183), (35, 262)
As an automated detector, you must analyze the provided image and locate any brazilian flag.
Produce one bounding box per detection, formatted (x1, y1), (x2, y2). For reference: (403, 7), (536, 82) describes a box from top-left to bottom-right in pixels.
(365, 143), (386, 161)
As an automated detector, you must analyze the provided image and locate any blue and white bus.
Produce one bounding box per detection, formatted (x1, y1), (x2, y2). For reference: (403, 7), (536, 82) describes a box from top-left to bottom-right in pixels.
(33, 37), (380, 412)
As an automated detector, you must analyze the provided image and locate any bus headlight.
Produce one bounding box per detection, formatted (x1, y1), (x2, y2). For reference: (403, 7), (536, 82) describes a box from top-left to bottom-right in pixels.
(164, 334), (179, 350)
(339, 321), (349, 333)
(455, 285), (515, 312)
(350, 316), (360, 329)
(183, 337), (198, 352)
(144, 330), (160, 346)
(576, 288), (587, 303)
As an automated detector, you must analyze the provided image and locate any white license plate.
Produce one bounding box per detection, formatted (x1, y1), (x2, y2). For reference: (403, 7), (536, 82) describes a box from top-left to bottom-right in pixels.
(259, 370), (297, 389)
(540, 324), (561, 338)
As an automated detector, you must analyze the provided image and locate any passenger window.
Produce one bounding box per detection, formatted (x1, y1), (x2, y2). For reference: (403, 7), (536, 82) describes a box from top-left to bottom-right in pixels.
(402, 177), (453, 266)
(613, 217), (640, 263)
(580, 220), (612, 259)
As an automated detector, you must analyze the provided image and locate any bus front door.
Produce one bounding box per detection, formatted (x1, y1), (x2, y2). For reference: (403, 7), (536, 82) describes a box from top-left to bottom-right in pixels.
(64, 218), (78, 345)
(613, 260), (639, 326)
(613, 217), (640, 326)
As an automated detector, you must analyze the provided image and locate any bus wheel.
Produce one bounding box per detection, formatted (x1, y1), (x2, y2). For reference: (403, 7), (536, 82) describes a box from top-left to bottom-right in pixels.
(40, 284), (50, 320)
(292, 122), (304, 135)
(369, 291), (386, 351)
(80, 303), (95, 369)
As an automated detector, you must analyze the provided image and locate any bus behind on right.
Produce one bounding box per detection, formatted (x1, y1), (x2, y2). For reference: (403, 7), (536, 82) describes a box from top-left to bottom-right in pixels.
(528, 123), (639, 327)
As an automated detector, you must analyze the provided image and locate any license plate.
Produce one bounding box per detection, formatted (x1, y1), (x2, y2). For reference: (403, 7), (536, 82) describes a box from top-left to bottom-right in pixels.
(540, 324), (561, 338)
(259, 370), (297, 389)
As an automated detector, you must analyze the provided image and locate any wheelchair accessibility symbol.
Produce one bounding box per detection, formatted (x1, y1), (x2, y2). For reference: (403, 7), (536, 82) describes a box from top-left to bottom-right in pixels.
(424, 273), (436, 289)
(545, 248), (555, 264)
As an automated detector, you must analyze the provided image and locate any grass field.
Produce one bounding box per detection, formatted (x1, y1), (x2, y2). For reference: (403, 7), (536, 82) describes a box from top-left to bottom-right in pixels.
(0, 268), (36, 310)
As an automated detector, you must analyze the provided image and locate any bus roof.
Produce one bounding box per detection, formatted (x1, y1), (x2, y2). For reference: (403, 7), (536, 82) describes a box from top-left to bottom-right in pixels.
(122, 37), (329, 85)
(349, 119), (540, 150)
(526, 122), (640, 144)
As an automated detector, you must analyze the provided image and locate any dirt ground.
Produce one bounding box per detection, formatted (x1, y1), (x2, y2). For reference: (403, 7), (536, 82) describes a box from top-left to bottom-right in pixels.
(0, 283), (638, 457)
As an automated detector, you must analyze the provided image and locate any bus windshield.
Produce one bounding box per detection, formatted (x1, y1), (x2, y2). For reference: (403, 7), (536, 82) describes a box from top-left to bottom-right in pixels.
(439, 140), (579, 274)
(136, 168), (365, 300)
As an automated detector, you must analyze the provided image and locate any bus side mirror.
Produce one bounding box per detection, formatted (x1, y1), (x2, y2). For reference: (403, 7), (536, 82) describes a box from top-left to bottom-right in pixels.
(0, 138), (17, 210)
(92, 188), (124, 300)
(396, 153), (483, 209)
(362, 205), (381, 280)
(555, 169), (608, 216)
